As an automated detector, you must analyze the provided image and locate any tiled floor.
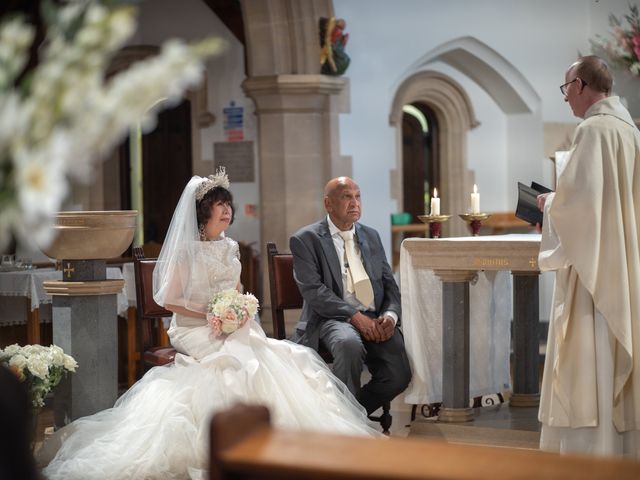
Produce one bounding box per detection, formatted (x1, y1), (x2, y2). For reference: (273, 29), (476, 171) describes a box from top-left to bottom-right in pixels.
(388, 397), (414, 437)
(408, 401), (541, 449)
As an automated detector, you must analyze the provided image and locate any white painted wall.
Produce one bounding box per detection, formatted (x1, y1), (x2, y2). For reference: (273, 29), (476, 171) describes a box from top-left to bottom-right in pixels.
(134, 0), (260, 248)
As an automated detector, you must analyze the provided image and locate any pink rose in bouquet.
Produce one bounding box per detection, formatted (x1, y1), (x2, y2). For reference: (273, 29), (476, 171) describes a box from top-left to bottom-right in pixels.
(207, 314), (223, 337)
(207, 289), (259, 337)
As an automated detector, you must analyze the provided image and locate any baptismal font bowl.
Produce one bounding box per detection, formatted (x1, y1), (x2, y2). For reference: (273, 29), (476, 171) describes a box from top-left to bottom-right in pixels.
(40, 211), (137, 260)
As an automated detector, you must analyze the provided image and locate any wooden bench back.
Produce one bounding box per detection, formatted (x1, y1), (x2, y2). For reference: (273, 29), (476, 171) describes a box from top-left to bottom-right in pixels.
(209, 404), (640, 480)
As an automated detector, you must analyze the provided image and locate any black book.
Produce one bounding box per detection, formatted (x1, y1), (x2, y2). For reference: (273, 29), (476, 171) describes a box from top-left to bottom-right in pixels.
(515, 182), (553, 226)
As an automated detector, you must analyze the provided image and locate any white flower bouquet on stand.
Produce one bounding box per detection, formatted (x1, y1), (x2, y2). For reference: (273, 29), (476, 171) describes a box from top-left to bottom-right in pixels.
(207, 289), (259, 337)
(0, 343), (78, 408)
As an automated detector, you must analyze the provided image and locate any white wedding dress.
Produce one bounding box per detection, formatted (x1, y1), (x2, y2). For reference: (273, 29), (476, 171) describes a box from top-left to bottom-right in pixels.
(41, 238), (379, 480)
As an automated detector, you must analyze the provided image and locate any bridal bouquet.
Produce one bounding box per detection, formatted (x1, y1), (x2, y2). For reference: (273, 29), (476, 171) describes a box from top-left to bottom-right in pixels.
(591, 4), (640, 76)
(207, 289), (259, 337)
(0, 344), (78, 407)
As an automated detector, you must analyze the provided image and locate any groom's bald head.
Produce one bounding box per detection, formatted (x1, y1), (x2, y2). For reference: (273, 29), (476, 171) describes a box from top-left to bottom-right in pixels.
(324, 177), (361, 230)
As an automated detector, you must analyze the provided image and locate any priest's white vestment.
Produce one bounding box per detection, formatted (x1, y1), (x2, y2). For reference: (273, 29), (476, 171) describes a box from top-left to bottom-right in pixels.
(538, 96), (640, 457)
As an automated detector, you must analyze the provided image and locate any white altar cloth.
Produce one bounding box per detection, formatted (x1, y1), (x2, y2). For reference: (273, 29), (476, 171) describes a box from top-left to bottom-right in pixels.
(0, 267), (128, 327)
(400, 243), (512, 405)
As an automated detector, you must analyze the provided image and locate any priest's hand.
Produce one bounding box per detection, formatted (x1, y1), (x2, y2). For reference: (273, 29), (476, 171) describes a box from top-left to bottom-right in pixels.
(535, 193), (551, 233)
(536, 193), (550, 211)
(377, 316), (395, 342)
(351, 312), (384, 342)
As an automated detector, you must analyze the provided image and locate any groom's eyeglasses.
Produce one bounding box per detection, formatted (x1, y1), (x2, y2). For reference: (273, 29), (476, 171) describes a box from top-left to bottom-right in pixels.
(560, 78), (587, 96)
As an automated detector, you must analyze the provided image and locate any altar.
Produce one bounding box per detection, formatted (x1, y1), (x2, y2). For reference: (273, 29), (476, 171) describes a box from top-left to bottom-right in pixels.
(400, 234), (541, 422)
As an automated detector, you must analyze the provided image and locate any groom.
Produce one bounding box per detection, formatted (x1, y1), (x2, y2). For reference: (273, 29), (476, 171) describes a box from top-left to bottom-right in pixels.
(290, 176), (411, 414)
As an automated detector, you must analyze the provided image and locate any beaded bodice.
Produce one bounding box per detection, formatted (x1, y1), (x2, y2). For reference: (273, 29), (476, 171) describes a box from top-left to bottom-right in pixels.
(169, 238), (241, 329)
(191, 237), (241, 295)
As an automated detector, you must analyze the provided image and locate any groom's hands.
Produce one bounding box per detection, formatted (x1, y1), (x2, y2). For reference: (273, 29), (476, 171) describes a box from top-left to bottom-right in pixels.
(376, 316), (395, 342)
(350, 312), (393, 342)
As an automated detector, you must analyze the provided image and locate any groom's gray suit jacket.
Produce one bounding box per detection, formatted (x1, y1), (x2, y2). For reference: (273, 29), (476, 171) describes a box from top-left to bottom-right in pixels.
(289, 218), (401, 350)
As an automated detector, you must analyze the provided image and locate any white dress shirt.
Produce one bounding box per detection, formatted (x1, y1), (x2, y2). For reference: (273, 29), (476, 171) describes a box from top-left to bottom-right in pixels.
(326, 215), (398, 325)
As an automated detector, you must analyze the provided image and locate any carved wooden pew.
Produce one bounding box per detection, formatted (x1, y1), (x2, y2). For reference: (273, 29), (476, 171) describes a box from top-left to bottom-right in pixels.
(210, 404), (640, 480)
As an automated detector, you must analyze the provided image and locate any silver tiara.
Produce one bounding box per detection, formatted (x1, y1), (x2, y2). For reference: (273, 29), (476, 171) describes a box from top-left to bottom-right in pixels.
(195, 167), (230, 201)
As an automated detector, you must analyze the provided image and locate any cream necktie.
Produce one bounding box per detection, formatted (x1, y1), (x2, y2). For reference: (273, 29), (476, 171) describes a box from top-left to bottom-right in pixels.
(339, 230), (374, 307)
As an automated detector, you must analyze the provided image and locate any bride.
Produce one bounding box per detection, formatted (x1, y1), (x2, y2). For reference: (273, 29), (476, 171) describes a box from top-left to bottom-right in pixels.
(41, 171), (380, 480)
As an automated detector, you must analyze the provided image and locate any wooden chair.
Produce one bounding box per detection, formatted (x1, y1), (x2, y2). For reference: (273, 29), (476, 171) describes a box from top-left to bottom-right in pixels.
(266, 241), (392, 434)
(141, 240), (163, 259)
(132, 246), (176, 372)
(238, 241), (260, 304)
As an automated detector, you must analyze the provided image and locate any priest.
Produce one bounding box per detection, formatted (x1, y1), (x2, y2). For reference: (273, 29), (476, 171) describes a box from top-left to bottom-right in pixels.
(537, 55), (640, 456)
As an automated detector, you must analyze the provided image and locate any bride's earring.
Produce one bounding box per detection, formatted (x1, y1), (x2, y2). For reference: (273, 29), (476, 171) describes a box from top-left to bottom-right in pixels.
(199, 224), (207, 241)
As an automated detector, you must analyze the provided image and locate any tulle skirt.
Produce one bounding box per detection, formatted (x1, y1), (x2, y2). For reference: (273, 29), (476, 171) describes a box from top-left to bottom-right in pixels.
(40, 320), (379, 479)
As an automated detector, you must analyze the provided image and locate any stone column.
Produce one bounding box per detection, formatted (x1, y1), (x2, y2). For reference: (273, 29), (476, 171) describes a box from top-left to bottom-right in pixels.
(242, 74), (347, 296)
(44, 261), (124, 427)
(510, 271), (541, 407)
(434, 269), (477, 422)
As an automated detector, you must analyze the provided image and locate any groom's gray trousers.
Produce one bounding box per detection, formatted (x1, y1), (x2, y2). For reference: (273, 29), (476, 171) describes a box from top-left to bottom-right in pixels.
(318, 314), (411, 414)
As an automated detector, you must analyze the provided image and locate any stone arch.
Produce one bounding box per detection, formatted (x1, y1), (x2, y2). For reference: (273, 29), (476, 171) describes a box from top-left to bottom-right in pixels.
(407, 36), (540, 115)
(391, 37), (543, 235)
(390, 71), (479, 236)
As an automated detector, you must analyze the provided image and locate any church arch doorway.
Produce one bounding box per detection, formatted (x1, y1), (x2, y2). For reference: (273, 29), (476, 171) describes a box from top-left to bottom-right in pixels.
(390, 71), (478, 237)
(391, 36), (542, 237)
(401, 103), (439, 222)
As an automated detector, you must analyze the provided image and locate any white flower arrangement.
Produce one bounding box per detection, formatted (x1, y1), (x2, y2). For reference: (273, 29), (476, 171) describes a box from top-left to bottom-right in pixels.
(0, 0), (225, 250)
(207, 289), (259, 337)
(0, 343), (78, 407)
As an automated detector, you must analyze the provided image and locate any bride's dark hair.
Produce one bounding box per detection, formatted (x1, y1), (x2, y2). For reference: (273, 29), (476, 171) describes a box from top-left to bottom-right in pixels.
(196, 186), (235, 228)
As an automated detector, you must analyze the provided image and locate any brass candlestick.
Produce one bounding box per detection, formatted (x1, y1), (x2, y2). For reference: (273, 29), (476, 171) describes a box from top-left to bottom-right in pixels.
(417, 214), (451, 238)
(458, 213), (491, 236)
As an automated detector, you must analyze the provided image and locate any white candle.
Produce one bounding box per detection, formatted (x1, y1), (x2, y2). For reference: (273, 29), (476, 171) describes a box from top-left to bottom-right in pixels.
(430, 188), (440, 216)
(470, 184), (480, 214)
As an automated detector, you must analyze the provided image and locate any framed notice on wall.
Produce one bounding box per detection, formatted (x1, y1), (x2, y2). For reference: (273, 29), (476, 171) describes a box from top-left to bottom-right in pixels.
(213, 141), (255, 182)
